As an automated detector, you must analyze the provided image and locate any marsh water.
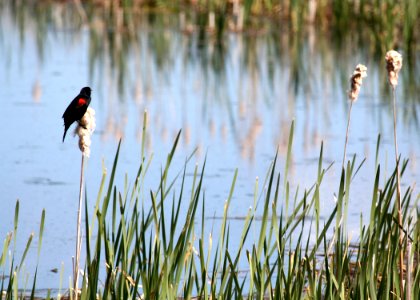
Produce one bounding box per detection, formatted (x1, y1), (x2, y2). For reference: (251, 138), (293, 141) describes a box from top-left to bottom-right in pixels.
(0, 2), (419, 290)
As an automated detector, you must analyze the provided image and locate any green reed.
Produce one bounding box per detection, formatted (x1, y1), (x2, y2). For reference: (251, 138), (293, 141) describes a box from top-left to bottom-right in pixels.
(71, 112), (418, 298)
(0, 201), (45, 299)
(1, 113), (419, 298)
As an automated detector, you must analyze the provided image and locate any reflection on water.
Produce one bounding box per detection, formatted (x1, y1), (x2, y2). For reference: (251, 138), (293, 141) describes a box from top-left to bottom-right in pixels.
(0, 0), (419, 289)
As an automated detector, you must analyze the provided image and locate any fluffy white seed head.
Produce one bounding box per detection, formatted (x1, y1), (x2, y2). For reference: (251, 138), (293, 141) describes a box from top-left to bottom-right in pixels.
(348, 64), (367, 101)
(385, 50), (402, 89)
(75, 107), (96, 157)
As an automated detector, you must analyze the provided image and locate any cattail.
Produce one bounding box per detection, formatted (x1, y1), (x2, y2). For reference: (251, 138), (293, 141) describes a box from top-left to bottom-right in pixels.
(343, 64), (367, 169)
(75, 108), (96, 157)
(341, 63), (367, 228)
(385, 50), (402, 89)
(386, 49), (405, 296)
(73, 107), (95, 298)
(348, 64), (367, 101)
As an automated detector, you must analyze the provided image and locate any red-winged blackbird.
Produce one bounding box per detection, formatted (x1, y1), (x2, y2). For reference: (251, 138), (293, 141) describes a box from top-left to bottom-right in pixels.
(62, 87), (92, 142)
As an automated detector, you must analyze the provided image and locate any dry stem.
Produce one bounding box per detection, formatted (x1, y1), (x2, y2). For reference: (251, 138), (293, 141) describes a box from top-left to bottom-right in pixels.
(74, 154), (85, 299)
(343, 64), (366, 169)
(342, 101), (353, 170)
(392, 87), (404, 298)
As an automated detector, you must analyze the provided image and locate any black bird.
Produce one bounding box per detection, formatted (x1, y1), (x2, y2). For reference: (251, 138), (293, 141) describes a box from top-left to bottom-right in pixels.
(62, 87), (92, 142)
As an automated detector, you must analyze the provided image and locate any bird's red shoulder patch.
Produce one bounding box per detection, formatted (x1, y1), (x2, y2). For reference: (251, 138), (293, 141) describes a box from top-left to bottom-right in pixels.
(77, 98), (87, 107)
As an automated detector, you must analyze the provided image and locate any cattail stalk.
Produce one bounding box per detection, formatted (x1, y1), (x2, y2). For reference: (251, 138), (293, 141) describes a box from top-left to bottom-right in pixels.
(342, 64), (367, 169)
(342, 101), (353, 170)
(73, 108), (96, 299)
(74, 155), (85, 298)
(388, 51), (404, 296)
(407, 240), (412, 300)
(392, 87), (405, 297)
(385, 50), (404, 297)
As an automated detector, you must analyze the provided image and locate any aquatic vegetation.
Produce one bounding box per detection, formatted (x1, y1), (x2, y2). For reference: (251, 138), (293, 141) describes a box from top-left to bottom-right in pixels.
(76, 107), (96, 158)
(73, 106), (96, 299)
(343, 64), (367, 169)
(0, 202), (45, 299)
(386, 49), (405, 297)
(1, 111), (418, 298)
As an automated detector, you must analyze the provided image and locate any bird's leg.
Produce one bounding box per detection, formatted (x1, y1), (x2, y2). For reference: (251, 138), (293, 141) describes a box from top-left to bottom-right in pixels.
(77, 120), (88, 130)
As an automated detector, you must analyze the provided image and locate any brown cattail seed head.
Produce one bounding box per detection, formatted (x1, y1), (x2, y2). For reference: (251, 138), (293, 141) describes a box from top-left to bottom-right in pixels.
(75, 107), (96, 157)
(385, 50), (402, 89)
(349, 64), (367, 101)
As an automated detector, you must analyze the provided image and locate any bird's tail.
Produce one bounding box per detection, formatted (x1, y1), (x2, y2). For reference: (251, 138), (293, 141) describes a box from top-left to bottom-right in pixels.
(63, 126), (69, 142)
